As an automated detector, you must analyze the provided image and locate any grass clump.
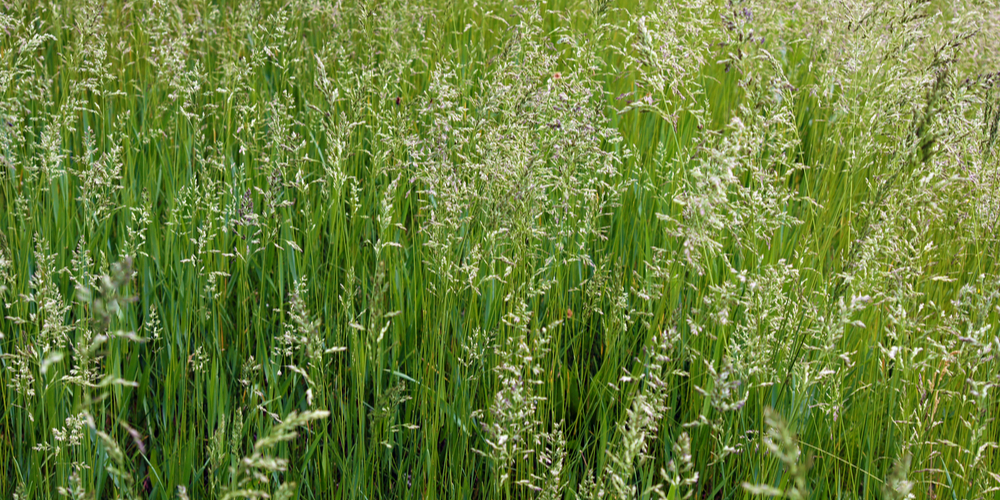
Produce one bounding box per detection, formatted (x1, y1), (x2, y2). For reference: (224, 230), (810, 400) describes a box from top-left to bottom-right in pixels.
(1, 0), (999, 498)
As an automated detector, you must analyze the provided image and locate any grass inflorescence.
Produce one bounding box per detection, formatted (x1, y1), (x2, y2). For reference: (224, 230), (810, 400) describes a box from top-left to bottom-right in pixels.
(1, 0), (999, 498)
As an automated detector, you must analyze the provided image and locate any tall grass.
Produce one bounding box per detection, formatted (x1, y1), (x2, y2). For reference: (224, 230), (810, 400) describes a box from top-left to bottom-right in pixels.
(1, 0), (998, 498)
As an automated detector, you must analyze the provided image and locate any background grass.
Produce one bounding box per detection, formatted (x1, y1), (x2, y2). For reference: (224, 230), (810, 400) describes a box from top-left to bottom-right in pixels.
(1, 0), (999, 498)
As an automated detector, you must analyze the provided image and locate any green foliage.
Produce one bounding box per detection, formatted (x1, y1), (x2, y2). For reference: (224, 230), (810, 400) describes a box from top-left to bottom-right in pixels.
(1, 0), (998, 498)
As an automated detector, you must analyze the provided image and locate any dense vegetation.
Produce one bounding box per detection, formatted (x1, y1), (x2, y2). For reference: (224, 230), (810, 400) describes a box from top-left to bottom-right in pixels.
(1, 0), (999, 498)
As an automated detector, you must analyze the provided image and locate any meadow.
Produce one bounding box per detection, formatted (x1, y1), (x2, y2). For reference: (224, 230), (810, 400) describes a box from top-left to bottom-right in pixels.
(1, 0), (999, 498)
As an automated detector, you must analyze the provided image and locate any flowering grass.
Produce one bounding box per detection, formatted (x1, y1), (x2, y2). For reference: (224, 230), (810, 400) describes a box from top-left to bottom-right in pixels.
(1, 0), (999, 498)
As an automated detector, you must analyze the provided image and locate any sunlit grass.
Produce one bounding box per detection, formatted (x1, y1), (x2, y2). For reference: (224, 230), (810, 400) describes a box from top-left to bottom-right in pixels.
(1, 0), (998, 498)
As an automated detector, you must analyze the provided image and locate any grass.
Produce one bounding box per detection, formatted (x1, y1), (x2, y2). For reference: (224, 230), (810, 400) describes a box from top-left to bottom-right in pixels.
(1, 0), (999, 498)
